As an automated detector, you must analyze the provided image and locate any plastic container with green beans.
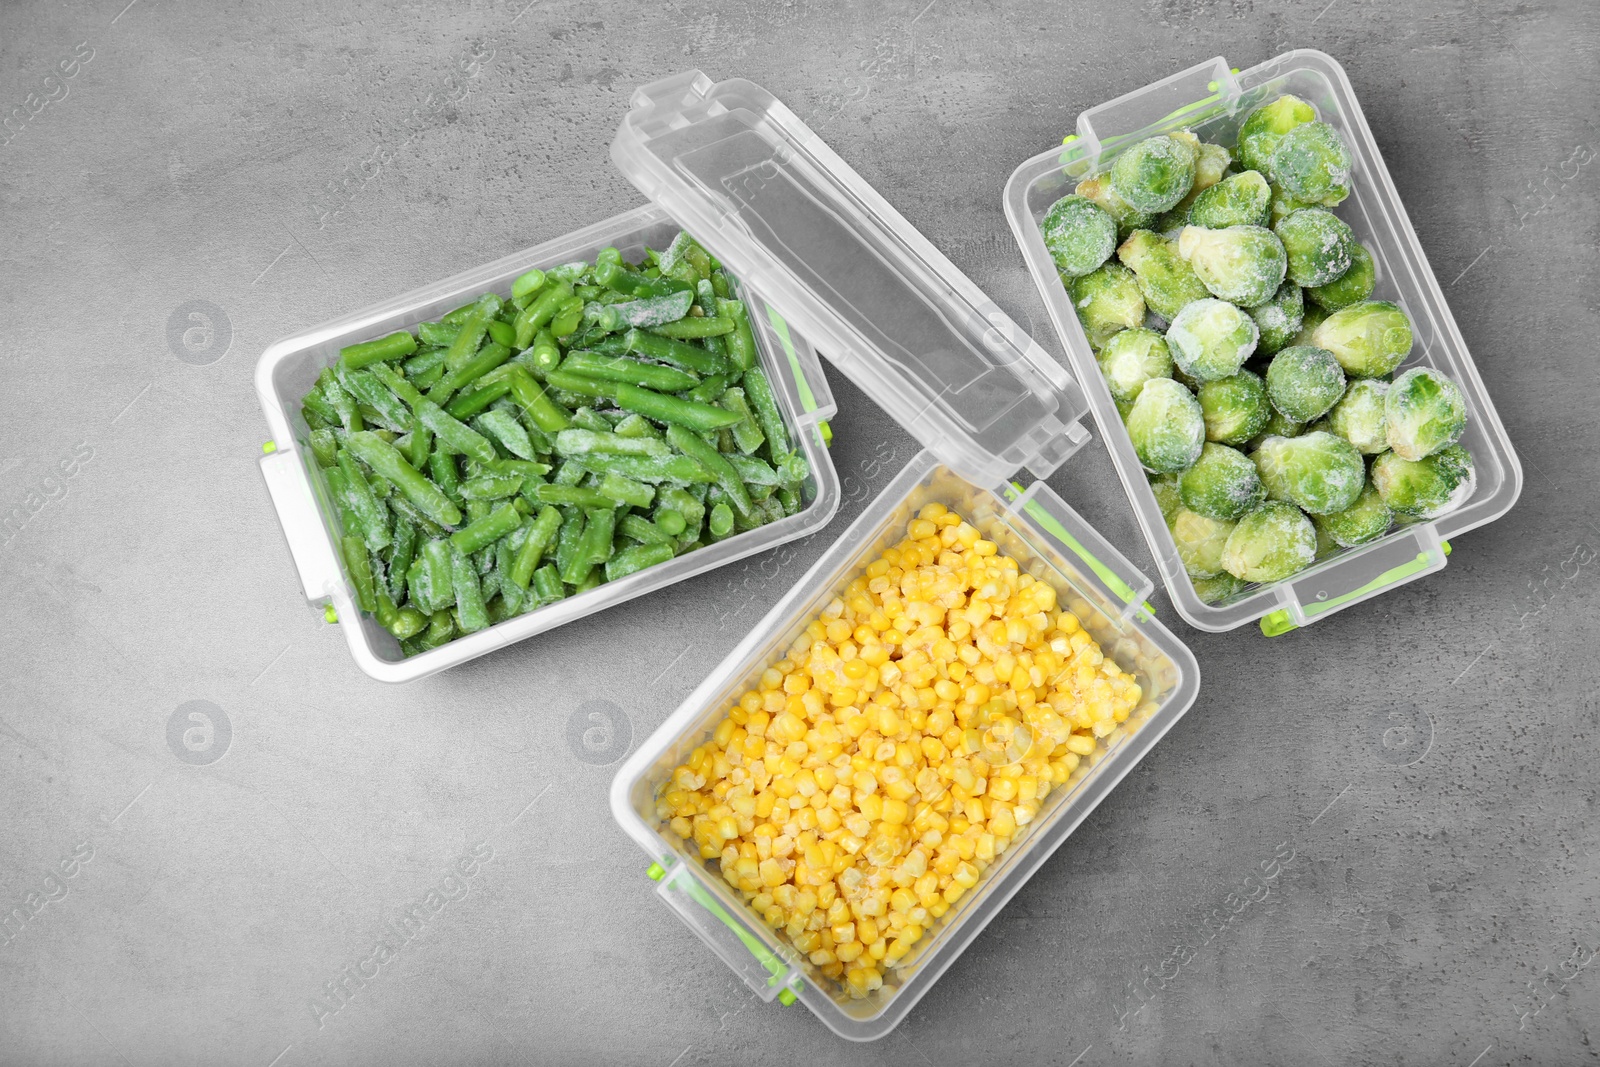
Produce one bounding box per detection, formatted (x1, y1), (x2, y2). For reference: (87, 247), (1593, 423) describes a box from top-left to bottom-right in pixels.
(295, 232), (816, 658)
(257, 204), (840, 682)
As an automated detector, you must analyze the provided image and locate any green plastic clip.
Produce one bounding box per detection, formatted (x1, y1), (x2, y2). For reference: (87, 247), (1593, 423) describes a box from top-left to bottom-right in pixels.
(1059, 69), (1240, 166)
(1259, 610), (1297, 637)
(262, 441), (278, 455)
(649, 861), (798, 1004)
(762, 304), (830, 447)
(323, 604), (338, 624)
(1259, 540), (1454, 637)
(1006, 483), (1155, 619)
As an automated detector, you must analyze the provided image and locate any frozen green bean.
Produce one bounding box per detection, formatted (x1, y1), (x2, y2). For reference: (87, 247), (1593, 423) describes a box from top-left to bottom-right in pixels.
(560, 350), (699, 392)
(545, 370), (742, 432)
(444, 293), (502, 372)
(450, 502), (521, 555)
(344, 431), (462, 529)
(340, 331), (417, 370)
(342, 534), (379, 612)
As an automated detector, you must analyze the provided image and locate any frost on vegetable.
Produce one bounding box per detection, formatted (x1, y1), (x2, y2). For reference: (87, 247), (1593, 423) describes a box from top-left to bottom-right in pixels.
(1110, 135), (1197, 213)
(1221, 501), (1317, 583)
(1312, 300), (1413, 378)
(1372, 444), (1475, 518)
(1172, 507), (1236, 579)
(1253, 430), (1365, 515)
(1235, 94), (1316, 175)
(1042, 194), (1118, 278)
(1188, 170), (1273, 229)
(1071, 262), (1147, 349)
(1269, 121), (1353, 206)
(1117, 230), (1212, 321)
(1249, 281), (1305, 358)
(1074, 173), (1156, 239)
(1177, 225), (1288, 307)
(1265, 344), (1347, 422)
(1385, 367), (1467, 460)
(1166, 298), (1259, 382)
(1197, 370), (1271, 446)
(1307, 242), (1376, 311)
(1127, 378), (1206, 473)
(1097, 327), (1172, 402)
(1275, 207), (1355, 287)
(1180, 442), (1267, 520)
(1326, 378), (1389, 454)
(1315, 481), (1393, 547)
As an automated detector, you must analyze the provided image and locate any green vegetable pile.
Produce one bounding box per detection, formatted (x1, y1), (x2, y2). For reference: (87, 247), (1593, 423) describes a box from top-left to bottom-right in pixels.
(298, 232), (810, 656)
(1042, 97), (1476, 603)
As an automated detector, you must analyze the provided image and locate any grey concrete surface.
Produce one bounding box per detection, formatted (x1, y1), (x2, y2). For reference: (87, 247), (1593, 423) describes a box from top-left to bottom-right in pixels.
(2, 0), (1598, 1063)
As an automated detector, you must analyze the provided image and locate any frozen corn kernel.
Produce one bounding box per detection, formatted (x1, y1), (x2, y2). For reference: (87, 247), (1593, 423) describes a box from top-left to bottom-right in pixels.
(657, 510), (1140, 999)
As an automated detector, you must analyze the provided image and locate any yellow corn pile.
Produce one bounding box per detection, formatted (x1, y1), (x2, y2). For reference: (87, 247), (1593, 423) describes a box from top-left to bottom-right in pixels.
(657, 504), (1140, 998)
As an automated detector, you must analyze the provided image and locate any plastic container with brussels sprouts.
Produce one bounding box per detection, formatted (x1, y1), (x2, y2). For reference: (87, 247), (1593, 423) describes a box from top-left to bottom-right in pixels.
(1006, 49), (1522, 635)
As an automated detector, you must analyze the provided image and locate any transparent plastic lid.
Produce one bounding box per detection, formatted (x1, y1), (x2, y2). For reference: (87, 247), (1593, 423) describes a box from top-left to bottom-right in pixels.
(612, 70), (1088, 489)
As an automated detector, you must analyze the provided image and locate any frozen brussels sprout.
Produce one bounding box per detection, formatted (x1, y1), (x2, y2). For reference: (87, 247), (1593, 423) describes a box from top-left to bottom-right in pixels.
(1312, 300), (1413, 378)
(1249, 281), (1305, 357)
(1167, 298), (1259, 382)
(1221, 502), (1317, 583)
(1236, 94), (1316, 174)
(1070, 262), (1147, 349)
(1177, 225), (1288, 307)
(1269, 121), (1353, 206)
(1197, 370), (1271, 446)
(1116, 230), (1212, 322)
(1269, 182), (1314, 226)
(1253, 431), (1365, 515)
(1306, 242), (1376, 311)
(1169, 129), (1203, 161)
(1325, 378), (1389, 454)
(1250, 408), (1306, 447)
(1097, 327), (1173, 402)
(1385, 367), (1467, 460)
(1262, 409), (1306, 436)
(1042, 194), (1118, 278)
(1265, 344), (1347, 422)
(1149, 473), (1184, 524)
(1188, 170), (1273, 229)
(1180, 442), (1267, 520)
(1172, 507), (1236, 579)
(1372, 444), (1476, 518)
(1192, 571), (1248, 604)
(1110, 135), (1197, 213)
(1192, 141), (1232, 190)
(1290, 302), (1329, 348)
(1075, 173), (1156, 239)
(1315, 481), (1394, 548)
(1275, 208), (1355, 287)
(1126, 377), (1206, 473)
(1151, 142), (1233, 230)
(1312, 516), (1340, 560)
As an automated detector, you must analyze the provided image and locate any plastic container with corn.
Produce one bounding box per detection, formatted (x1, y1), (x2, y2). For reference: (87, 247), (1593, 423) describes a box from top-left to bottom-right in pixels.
(609, 72), (1198, 1040)
(656, 504), (1141, 1000)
